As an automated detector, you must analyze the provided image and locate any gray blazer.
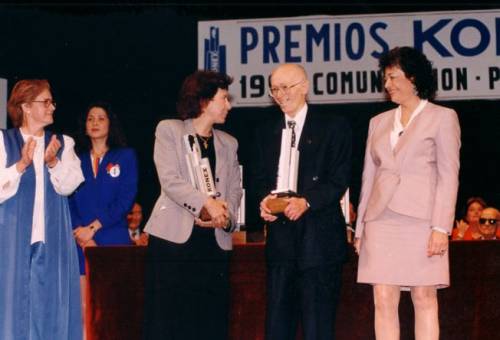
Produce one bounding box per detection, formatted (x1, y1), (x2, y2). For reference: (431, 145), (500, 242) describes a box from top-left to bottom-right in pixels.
(144, 119), (242, 250)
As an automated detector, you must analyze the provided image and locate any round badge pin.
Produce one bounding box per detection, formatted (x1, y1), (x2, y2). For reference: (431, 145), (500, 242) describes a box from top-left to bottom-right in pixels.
(109, 164), (121, 178)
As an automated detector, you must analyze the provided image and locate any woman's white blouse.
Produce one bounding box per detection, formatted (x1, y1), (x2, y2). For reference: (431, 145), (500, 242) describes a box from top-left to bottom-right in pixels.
(0, 131), (84, 244)
(390, 100), (428, 150)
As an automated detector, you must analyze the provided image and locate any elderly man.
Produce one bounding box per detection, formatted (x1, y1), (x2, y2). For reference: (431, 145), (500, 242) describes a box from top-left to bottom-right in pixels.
(251, 63), (352, 340)
(477, 207), (499, 240)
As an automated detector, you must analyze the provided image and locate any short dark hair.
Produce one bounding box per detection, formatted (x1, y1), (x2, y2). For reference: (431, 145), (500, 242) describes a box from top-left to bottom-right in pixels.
(76, 101), (127, 153)
(379, 46), (437, 100)
(176, 70), (233, 120)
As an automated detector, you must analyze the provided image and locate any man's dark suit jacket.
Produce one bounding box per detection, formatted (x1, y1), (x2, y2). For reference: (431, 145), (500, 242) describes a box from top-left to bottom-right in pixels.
(251, 106), (352, 268)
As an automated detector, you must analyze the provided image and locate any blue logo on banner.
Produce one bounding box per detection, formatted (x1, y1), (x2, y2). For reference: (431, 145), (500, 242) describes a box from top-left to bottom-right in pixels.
(204, 27), (226, 73)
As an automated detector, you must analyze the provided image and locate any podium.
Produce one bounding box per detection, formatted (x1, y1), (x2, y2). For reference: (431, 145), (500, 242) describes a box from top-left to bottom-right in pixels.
(84, 241), (500, 340)
(84, 246), (147, 340)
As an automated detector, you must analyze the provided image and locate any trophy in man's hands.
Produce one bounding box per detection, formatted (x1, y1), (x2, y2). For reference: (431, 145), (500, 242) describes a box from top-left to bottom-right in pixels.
(267, 122), (300, 214)
(184, 134), (217, 221)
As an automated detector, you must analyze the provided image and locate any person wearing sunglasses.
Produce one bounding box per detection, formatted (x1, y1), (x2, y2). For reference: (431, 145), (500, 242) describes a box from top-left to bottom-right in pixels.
(0, 79), (84, 339)
(464, 207), (499, 240)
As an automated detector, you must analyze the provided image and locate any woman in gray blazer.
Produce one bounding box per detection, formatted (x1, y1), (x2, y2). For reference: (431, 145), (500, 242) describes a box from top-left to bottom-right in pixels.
(143, 70), (242, 340)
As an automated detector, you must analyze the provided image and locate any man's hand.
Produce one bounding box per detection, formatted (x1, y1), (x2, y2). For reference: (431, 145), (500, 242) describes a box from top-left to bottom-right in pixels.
(283, 197), (309, 221)
(260, 194), (278, 222)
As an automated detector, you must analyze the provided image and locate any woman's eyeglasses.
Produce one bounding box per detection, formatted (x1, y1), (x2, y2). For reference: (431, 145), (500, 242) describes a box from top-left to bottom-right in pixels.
(31, 99), (57, 108)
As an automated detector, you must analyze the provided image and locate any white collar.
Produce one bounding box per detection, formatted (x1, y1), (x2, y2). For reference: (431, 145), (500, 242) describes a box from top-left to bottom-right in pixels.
(393, 99), (428, 133)
(284, 103), (307, 129)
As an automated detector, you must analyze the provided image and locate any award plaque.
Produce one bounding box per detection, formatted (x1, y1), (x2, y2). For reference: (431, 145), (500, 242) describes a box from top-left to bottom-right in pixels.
(184, 134), (217, 221)
(268, 125), (300, 214)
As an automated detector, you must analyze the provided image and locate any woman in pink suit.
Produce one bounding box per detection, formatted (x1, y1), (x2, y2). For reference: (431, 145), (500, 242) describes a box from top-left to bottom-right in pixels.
(354, 47), (461, 340)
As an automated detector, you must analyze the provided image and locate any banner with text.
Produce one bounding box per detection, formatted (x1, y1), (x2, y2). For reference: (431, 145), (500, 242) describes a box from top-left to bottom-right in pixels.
(198, 10), (500, 106)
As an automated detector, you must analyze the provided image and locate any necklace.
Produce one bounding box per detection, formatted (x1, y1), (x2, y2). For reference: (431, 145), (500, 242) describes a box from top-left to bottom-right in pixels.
(197, 134), (212, 149)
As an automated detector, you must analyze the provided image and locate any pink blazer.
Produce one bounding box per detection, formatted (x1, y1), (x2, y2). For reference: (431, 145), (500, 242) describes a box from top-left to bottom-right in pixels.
(355, 102), (461, 238)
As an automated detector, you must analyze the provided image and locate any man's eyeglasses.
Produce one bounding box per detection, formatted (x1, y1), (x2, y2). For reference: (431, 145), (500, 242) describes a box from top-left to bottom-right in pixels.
(269, 79), (305, 97)
(479, 218), (498, 225)
(31, 99), (57, 108)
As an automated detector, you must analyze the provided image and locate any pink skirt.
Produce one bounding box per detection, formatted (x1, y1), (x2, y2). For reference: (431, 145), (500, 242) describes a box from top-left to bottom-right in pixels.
(357, 208), (449, 290)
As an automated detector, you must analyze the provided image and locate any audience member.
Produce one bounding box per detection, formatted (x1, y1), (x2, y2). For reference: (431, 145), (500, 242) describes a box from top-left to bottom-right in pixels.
(128, 202), (149, 246)
(460, 207), (499, 240)
(452, 197), (487, 240)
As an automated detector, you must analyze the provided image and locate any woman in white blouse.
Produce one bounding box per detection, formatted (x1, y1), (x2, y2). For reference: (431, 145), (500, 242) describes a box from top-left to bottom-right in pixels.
(0, 79), (84, 340)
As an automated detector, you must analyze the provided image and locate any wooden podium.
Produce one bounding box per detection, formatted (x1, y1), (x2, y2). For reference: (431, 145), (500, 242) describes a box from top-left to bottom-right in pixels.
(84, 241), (500, 340)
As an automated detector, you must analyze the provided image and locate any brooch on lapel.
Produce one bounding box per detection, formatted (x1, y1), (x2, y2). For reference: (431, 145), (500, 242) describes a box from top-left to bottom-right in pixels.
(106, 163), (121, 178)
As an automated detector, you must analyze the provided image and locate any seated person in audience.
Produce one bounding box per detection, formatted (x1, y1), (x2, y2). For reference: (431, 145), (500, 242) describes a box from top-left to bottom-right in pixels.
(127, 202), (149, 246)
(468, 207), (499, 240)
(452, 197), (486, 240)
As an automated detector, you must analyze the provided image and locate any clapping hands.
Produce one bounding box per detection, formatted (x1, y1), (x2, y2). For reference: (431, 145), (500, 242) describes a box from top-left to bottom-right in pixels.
(16, 137), (36, 173)
(44, 135), (61, 168)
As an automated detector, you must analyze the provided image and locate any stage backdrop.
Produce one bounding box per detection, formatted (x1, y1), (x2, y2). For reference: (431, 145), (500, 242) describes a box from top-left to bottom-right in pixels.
(198, 9), (500, 106)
